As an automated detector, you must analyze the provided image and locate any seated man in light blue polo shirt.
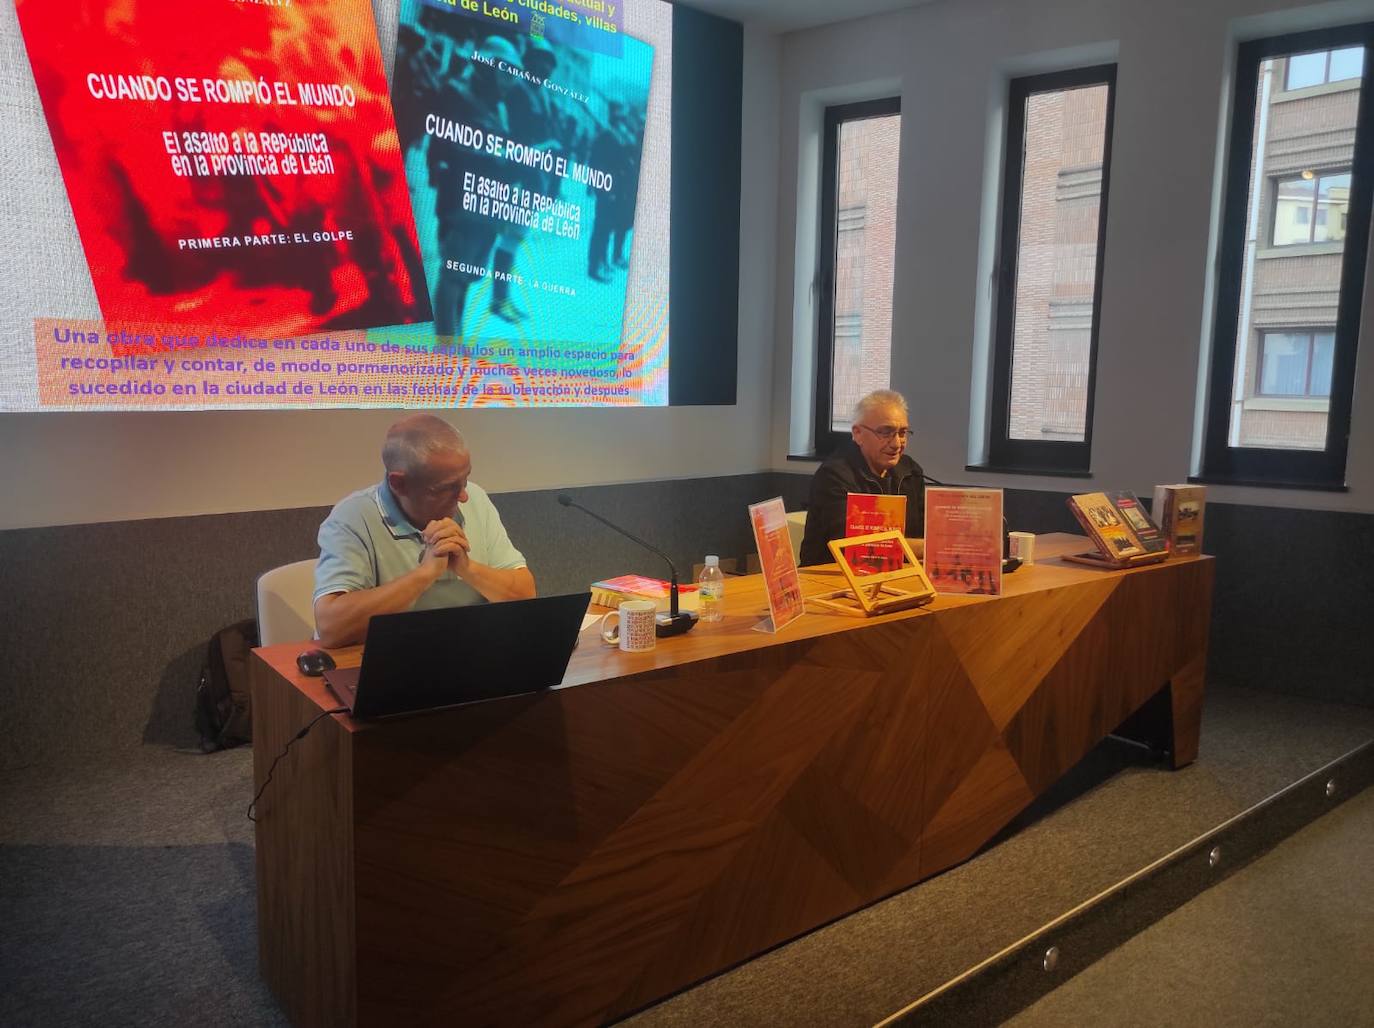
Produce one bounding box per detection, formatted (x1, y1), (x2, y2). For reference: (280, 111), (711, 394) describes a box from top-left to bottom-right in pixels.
(313, 413), (535, 647)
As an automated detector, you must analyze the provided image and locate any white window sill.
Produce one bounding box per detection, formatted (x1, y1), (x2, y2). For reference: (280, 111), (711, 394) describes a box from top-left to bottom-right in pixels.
(1242, 397), (1330, 412)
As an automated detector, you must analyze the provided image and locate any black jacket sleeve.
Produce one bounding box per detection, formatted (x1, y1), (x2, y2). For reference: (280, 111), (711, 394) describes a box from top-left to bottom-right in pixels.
(799, 461), (852, 566)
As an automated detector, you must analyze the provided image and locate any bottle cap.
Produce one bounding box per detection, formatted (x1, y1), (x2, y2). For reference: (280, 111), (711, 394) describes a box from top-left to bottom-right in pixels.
(705, 555), (719, 567)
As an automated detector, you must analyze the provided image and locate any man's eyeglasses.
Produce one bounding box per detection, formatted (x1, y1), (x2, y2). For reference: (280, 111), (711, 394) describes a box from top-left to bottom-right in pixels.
(857, 424), (912, 442)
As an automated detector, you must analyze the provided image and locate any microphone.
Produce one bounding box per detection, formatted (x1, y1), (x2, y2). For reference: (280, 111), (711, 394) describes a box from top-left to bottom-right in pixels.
(557, 493), (698, 637)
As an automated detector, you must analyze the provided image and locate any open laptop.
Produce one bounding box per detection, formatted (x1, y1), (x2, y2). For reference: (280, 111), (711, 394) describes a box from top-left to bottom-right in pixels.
(323, 592), (591, 719)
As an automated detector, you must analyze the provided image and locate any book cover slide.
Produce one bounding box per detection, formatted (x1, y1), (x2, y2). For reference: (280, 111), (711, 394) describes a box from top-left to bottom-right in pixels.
(14, 0), (430, 335)
(923, 488), (1003, 596)
(749, 497), (806, 632)
(1109, 492), (1167, 554)
(845, 493), (907, 576)
(1068, 492), (1144, 559)
(388, 1), (654, 401)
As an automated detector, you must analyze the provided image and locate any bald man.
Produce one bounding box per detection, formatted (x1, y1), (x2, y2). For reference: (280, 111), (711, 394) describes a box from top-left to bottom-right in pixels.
(312, 414), (536, 647)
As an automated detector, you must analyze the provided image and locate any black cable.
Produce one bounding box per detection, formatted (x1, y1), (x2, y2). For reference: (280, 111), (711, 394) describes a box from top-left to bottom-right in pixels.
(247, 707), (347, 823)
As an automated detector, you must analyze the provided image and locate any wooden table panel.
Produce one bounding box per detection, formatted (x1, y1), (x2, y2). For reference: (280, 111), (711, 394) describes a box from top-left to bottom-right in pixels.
(252, 536), (1214, 1027)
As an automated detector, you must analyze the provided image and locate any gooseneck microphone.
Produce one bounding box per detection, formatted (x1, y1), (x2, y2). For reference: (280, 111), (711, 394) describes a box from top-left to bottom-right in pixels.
(557, 494), (698, 637)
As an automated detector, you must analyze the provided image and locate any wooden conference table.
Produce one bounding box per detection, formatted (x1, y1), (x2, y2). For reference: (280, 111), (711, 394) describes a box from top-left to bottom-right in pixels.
(251, 534), (1213, 1027)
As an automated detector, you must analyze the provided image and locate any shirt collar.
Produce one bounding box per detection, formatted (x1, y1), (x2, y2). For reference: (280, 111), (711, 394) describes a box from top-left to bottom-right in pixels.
(373, 481), (422, 540)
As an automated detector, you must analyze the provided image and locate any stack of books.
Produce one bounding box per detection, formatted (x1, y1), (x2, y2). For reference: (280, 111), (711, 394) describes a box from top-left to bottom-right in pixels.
(589, 575), (700, 612)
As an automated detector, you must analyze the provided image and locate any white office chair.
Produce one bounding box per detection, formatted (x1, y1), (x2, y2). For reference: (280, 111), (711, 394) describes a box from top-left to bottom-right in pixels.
(256, 558), (319, 645)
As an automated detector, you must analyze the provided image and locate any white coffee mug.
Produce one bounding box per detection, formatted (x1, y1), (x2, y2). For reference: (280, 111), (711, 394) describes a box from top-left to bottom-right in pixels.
(600, 599), (657, 652)
(1008, 531), (1036, 565)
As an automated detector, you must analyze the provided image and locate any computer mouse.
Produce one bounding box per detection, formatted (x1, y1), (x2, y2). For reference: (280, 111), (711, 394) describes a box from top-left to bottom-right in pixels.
(296, 648), (336, 677)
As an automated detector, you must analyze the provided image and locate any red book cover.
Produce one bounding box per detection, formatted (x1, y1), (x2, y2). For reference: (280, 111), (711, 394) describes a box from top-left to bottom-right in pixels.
(15, 0), (430, 335)
(844, 493), (907, 576)
(922, 487), (1003, 596)
(589, 575), (698, 598)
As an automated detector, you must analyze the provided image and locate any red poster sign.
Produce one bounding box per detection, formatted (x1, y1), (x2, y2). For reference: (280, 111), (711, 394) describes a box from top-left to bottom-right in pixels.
(923, 487), (1003, 596)
(748, 497), (806, 632)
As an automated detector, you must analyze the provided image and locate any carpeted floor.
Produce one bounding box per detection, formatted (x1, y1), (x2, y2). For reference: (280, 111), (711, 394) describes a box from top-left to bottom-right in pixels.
(1, 683), (1370, 1027)
(1007, 784), (1374, 1027)
(625, 685), (1374, 1026)
(0, 747), (287, 1027)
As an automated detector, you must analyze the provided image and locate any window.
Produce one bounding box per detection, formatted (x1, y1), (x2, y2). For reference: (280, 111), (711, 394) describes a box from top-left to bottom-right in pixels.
(1272, 170), (1351, 245)
(1257, 331), (1335, 396)
(1284, 46), (1365, 89)
(986, 66), (1116, 473)
(815, 97), (901, 452)
(1203, 25), (1374, 484)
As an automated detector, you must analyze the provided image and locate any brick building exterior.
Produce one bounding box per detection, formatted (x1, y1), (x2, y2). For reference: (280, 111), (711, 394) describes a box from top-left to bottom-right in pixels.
(830, 113), (900, 431)
(1231, 50), (1360, 450)
(1007, 84), (1109, 441)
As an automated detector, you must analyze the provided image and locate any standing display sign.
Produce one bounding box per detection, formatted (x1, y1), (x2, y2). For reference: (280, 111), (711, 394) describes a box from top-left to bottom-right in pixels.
(923, 487), (1004, 596)
(747, 497), (806, 633)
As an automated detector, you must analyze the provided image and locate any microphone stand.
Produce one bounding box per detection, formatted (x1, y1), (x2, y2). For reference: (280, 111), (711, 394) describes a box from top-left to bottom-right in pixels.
(558, 495), (698, 637)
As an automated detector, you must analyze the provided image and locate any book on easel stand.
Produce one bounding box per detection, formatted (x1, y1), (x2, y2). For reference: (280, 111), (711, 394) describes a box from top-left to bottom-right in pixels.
(844, 493), (907, 575)
(1063, 491), (1169, 569)
(808, 531), (936, 617)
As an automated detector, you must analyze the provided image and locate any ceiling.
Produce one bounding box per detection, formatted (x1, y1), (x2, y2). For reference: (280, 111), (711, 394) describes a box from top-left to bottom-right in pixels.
(674, 0), (932, 33)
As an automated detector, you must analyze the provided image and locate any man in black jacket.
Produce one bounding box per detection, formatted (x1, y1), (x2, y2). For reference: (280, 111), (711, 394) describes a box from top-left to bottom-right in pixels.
(799, 389), (925, 567)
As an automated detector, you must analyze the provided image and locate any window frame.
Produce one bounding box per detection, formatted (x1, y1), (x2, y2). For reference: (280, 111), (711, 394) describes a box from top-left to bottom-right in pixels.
(1284, 46), (1365, 90)
(1270, 168), (1352, 247)
(1202, 24), (1374, 488)
(986, 64), (1118, 474)
(1255, 329), (1335, 397)
(814, 95), (901, 457)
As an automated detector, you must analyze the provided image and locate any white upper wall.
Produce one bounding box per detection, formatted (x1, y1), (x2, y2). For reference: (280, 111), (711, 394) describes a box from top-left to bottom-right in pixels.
(771, 0), (1374, 514)
(0, 27), (781, 531)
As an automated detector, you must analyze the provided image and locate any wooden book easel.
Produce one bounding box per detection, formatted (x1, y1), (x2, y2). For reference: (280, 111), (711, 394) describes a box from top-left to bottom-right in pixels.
(808, 531), (936, 617)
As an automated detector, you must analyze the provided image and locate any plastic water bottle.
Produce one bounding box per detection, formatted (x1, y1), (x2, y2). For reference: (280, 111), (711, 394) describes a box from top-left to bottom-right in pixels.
(698, 555), (725, 622)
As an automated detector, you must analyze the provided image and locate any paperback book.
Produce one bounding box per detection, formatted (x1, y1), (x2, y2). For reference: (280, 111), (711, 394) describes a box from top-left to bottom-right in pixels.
(1064, 492), (1168, 569)
(1152, 484), (1207, 555)
(844, 493), (907, 576)
(589, 575), (698, 613)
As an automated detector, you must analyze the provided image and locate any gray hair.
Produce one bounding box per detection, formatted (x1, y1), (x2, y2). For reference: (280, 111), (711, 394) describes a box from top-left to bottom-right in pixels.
(853, 389), (909, 425)
(382, 414), (467, 477)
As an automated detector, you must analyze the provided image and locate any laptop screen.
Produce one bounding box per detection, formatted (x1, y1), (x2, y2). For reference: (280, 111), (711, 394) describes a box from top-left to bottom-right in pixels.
(345, 591), (591, 719)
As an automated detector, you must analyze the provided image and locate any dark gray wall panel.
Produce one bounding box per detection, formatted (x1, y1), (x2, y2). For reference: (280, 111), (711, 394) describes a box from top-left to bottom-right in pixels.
(0, 473), (799, 768)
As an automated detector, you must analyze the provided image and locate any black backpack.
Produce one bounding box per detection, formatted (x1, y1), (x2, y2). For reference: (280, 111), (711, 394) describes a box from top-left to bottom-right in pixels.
(194, 618), (260, 752)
